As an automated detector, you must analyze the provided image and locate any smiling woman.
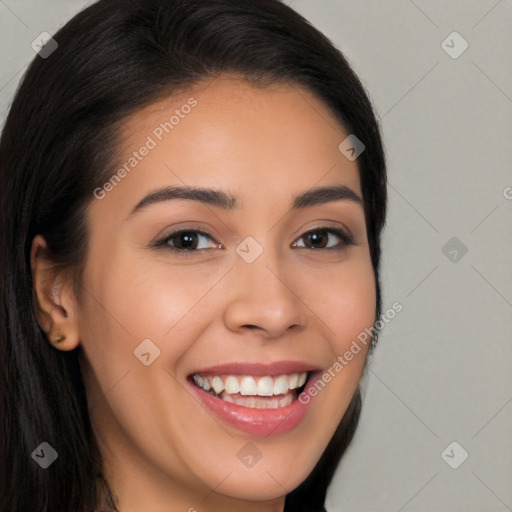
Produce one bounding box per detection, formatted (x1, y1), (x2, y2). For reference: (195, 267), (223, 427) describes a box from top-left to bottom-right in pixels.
(0, 1), (387, 512)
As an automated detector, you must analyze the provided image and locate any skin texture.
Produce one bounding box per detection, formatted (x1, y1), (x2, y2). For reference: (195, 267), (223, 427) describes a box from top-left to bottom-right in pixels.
(31, 75), (376, 512)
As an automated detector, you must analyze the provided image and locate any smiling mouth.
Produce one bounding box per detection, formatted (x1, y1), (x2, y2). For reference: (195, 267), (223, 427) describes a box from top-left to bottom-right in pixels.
(189, 372), (310, 409)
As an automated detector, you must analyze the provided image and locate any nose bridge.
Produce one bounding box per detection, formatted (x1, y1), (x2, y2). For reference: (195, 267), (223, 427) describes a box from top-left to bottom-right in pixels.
(223, 238), (306, 337)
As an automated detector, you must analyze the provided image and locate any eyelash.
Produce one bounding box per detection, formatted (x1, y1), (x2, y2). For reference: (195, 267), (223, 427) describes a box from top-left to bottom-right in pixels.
(151, 227), (356, 255)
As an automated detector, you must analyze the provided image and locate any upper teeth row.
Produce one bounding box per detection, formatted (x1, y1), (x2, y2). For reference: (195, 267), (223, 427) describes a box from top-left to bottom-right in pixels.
(193, 372), (308, 396)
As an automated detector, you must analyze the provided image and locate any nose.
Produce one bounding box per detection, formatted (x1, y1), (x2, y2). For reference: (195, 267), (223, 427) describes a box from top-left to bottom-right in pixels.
(223, 250), (307, 339)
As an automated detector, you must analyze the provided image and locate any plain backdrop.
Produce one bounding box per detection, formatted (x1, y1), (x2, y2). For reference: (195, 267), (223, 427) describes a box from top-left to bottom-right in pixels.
(1, 1), (511, 511)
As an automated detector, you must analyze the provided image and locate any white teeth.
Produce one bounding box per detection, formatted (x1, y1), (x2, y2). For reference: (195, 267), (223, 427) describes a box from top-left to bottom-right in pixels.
(224, 375), (240, 394)
(257, 376), (274, 396)
(192, 371), (309, 398)
(240, 376), (257, 396)
(211, 376), (224, 394)
(273, 375), (288, 395)
(220, 392), (294, 409)
(288, 373), (299, 389)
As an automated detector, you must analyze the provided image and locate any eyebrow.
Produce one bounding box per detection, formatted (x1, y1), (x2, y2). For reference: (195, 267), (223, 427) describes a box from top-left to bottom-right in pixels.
(127, 184), (363, 218)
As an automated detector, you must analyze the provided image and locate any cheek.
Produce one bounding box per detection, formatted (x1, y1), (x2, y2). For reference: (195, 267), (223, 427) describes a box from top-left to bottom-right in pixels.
(77, 253), (227, 389)
(76, 256), (222, 460)
(307, 255), (375, 422)
(310, 254), (376, 355)
(332, 275), (376, 354)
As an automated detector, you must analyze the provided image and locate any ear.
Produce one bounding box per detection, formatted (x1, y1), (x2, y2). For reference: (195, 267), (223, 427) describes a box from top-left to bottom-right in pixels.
(30, 234), (80, 351)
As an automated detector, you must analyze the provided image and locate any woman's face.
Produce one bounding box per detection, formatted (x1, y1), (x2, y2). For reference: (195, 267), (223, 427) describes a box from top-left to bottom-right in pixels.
(76, 75), (375, 510)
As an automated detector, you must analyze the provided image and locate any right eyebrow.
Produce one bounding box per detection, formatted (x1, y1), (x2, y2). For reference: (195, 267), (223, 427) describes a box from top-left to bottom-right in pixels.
(127, 185), (239, 219)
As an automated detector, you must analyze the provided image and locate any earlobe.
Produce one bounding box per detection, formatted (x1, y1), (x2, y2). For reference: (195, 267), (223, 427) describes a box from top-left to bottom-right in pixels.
(30, 234), (81, 351)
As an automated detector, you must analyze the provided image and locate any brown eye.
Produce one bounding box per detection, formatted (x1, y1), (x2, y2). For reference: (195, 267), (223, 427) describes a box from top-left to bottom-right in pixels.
(303, 230), (329, 249)
(293, 228), (355, 250)
(170, 231), (201, 250)
(153, 230), (220, 252)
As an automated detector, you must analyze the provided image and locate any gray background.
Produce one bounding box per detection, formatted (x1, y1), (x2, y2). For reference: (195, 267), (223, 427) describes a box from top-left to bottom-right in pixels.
(1, 1), (511, 511)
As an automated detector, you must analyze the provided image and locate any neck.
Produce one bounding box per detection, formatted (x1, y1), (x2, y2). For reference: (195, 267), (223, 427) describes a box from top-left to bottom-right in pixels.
(97, 467), (286, 512)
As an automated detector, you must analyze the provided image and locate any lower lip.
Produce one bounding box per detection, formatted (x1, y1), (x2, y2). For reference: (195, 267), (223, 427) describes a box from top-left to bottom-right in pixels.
(189, 372), (321, 436)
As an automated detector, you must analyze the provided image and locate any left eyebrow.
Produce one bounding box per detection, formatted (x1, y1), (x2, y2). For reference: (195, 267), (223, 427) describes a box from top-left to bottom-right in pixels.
(291, 185), (363, 209)
(126, 184), (363, 219)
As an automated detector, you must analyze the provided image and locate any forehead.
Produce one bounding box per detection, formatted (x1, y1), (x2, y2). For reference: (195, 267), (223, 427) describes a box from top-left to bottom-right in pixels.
(107, 74), (361, 211)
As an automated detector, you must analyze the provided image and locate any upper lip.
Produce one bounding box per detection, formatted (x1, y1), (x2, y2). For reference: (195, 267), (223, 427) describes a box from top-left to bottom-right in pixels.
(189, 361), (322, 377)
